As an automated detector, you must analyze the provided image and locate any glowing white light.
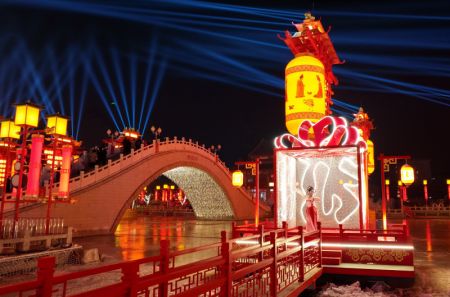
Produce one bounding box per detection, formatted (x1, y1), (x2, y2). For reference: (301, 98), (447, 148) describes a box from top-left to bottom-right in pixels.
(277, 147), (366, 229)
(322, 243), (414, 250)
(235, 239), (319, 249)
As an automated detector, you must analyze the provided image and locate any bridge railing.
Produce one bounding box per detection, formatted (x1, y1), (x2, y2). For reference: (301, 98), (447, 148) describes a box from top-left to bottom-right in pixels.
(0, 226), (322, 297)
(63, 137), (230, 194)
(387, 206), (450, 218)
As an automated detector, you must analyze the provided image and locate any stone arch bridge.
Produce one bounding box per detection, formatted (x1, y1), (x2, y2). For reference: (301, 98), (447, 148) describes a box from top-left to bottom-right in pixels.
(9, 137), (268, 235)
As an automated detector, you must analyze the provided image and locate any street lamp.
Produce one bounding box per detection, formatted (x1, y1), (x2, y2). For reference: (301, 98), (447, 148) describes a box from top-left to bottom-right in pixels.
(385, 179), (390, 202)
(232, 169), (244, 187)
(400, 163), (415, 186)
(398, 180), (406, 212)
(13, 102), (42, 225)
(0, 120), (21, 140)
(234, 158), (261, 226)
(423, 180), (428, 206)
(106, 129), (120, 156)
(0, 119), (20, 233)
(399, 163), (414, 214)
(209, 144), (221, 154)
(45, 113), (71, 234)
(209, 144), (221, 162)
(447, 179), (450, 201)
(378, 154), (411, 230)
(150, 126), (162, 152)
(150, 126), (162, 139)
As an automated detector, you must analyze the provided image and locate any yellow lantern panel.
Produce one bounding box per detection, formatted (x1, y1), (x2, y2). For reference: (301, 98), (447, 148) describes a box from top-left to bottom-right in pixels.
(232, 170), (244, 187)
(285, 55), (327, 135)
(367, 140), (375, 175)
(400, 164), (414, 186)
(47, 116), (68, 135)
(385, 179), (390, 185)
(14, 104), (40, 127)
(0, 120), (21, 139)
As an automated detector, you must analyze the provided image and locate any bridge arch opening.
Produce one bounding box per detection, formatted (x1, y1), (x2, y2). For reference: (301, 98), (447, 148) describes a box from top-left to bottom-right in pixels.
(117, 166), (235, 231)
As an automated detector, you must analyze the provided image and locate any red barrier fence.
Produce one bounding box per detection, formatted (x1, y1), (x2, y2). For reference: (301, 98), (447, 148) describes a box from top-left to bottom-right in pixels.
(232, 222), (408, 244)
(0, 226), (322, 297)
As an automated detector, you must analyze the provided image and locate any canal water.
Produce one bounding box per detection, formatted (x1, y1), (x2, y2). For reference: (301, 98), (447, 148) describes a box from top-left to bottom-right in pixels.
(75, 213), (450, 296)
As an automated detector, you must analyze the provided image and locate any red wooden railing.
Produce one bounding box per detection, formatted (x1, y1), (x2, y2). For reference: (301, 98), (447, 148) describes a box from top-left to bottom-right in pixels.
(232, 221), (408, 244)
(0, 227), (322, 297)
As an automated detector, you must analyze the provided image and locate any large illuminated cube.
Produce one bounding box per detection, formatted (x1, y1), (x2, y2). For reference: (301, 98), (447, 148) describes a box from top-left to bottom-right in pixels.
(275, 146), (367, 229)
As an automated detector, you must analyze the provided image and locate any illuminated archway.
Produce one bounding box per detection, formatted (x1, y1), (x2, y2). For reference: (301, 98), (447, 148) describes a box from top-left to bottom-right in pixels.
(163, 167), (234, 218)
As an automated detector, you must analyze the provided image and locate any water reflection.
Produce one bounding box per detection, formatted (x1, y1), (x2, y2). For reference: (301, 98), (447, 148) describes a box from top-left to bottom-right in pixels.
(76, 214), (450, 293)
(426, 220), (432, 252)
(109, 215), (232, 261)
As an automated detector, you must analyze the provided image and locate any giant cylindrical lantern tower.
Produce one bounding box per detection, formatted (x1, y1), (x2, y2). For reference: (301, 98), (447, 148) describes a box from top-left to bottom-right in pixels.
(280, 13), (341, 135)
(285, 56), (327, 134)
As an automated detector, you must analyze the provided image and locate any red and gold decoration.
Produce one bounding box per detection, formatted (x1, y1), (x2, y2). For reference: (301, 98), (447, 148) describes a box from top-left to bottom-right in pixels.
(275, 115), (366, 149)
(280, 13), (342, 135)
(351, 107), (375, 174)
(343, 248), (413, 266)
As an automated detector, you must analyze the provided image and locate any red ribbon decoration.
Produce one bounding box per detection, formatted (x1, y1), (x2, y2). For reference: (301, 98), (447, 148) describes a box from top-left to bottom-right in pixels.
(275, 116), (367, 150)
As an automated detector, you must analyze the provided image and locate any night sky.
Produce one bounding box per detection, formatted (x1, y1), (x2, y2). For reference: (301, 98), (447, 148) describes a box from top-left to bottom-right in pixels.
(0, 0), (449, 183)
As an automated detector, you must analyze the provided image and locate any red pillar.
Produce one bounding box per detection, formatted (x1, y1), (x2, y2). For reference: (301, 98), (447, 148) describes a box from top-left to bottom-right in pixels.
(447, 179), (450, 201)
(386, 183), (390, 202)
(14, 126), (28, 224)
(58, 145), (72, 199)
(423, 182), (428, 206)
(379, 155), (387, 230)
(26, 134), (44, 198)
(255, 159), (260, 226)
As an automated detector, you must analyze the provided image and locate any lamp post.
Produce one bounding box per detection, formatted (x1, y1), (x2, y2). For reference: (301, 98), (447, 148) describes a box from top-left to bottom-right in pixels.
(12, 103), (42, 230)
(423, 180), (428, 207)
(150, 126), (162, 153)
(209, 144), (221, 162)
(45, 114), (69, 234)
(385, 179), (390, 200)
(234, 158), (261, 226)
(400, 163), (414, 212)
(0, 119), (20, 234)
(447, 179), (450, 201)
(378, 154), (411, 230)
(398, 180), (406, 212)
(106, 129), (119, 156)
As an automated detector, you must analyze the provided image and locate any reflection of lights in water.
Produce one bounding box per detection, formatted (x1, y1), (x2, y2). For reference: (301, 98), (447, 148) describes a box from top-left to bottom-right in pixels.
(426, 220), (432, 252)
(116, 221), (145, 260)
